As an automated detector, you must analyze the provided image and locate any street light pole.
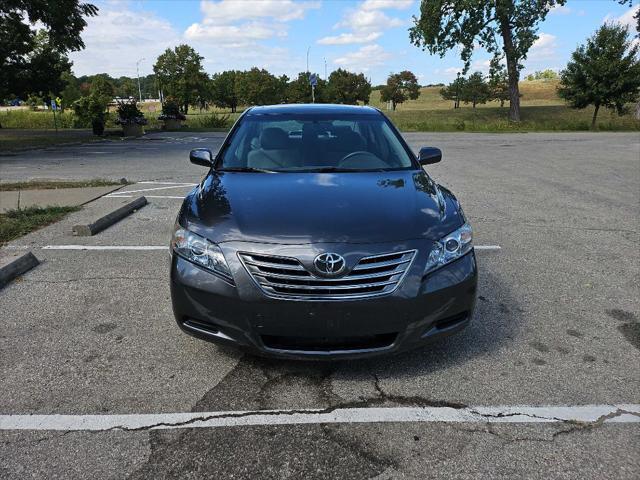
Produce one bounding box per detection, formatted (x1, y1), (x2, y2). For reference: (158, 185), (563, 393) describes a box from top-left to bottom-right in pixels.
(136, 58), (145, 103)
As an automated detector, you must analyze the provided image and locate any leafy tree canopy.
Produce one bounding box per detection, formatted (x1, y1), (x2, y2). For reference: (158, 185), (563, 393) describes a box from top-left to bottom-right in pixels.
(380, 70), (421, 110)
(409, 0), (566, 121)
(236, 68), (287, 106)
(1, 0), (97, 100)
(327, 68), (371, 105)
(154, 44), (208, 114)
(558, 22), (640, 128)
(210, 70), (242, 112)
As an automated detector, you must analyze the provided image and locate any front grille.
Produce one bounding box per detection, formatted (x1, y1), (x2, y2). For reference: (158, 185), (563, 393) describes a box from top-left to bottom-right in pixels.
(261, 333), (397, 352)
(238, 250), (416, 300)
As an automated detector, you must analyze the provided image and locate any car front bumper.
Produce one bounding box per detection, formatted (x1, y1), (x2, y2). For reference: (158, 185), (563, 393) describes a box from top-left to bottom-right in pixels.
(170, 241), (478, 360)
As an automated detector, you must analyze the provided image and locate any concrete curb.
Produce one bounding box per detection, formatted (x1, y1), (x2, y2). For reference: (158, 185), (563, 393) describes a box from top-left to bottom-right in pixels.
(72, 196), (148, 236)
(0, 252), (40, 288)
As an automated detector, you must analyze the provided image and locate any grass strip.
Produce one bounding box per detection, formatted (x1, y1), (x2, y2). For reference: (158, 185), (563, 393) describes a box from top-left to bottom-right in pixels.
(0, 179), (127, 191)
(0, 206), (81, 244)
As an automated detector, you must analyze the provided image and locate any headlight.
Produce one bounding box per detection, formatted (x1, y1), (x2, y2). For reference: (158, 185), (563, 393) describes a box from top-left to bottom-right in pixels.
(425, 222), (473, 274)
(171, 224), (232, 280)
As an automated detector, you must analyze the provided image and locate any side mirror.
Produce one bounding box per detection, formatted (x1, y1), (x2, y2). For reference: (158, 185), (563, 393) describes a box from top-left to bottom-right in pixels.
(190, 148), (214, 167)
(418, 147), (442, 165)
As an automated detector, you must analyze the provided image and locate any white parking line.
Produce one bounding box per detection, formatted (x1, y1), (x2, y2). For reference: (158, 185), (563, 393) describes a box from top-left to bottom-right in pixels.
(474, 245), (501, 250)
(137, 181), (198, 185)
(1, 405), (638, 432)
(105, 195), (185, 199)
(106, 184), (197, 196)
(42, 245), (168, 251)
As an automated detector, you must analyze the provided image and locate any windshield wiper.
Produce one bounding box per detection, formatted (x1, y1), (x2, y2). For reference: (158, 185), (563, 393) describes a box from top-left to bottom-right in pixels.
(218, 167), (276, 173)
(310, 167), (387, 173)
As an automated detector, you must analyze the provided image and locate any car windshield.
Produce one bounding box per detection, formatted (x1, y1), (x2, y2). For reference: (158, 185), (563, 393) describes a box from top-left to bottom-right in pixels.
(218, 113), (416, 172)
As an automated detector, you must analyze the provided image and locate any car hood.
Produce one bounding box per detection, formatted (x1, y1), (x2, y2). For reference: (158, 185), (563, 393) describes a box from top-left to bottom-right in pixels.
(181, 170), (464, 245)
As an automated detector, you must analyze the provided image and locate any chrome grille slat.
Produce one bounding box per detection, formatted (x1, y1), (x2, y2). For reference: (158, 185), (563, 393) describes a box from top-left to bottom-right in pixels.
(238, 249), (416, 300)
(252, 268), (403, 282)
(243, 258), (306, 271)
(264, 280), (398, 291)
(353, 258), (410, 271)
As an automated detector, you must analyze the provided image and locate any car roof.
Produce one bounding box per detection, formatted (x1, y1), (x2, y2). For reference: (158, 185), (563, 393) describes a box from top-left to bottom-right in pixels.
(245, 104), (381, 116)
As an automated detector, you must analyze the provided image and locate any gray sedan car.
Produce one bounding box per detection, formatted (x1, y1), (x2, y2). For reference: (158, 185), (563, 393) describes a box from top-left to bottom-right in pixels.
(170, 104), (477, 359)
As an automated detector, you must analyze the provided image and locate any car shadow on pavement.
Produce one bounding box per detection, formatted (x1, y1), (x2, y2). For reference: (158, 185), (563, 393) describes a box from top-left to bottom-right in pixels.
(190, 267), (521, 412)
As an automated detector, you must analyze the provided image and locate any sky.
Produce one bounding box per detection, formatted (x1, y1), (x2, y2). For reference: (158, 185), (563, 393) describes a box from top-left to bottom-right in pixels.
(68, 0), (639, 84)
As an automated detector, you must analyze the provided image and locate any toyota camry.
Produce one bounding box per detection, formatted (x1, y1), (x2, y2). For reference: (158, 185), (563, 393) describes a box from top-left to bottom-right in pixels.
(170, 104), (477, 359)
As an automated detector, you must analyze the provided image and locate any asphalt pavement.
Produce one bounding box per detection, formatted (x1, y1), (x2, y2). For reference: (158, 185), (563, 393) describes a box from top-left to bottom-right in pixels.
(0, 131), (639, 479)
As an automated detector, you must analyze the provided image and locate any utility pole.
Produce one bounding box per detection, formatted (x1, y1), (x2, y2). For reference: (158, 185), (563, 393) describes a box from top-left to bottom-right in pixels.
(455, 72), (461, 109)
(136, 57), (145, 103)
(324, 57), (327, 80)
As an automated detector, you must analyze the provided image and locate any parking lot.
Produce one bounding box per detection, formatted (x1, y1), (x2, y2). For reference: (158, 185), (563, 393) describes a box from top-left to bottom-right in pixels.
(1, 131), (639, 479)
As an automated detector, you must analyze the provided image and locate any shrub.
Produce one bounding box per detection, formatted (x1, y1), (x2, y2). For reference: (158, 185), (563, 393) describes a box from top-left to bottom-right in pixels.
(115, 99), (147, 126)
(74, 94), (110, 135)
(158, 97), (186, 121)
(190, 112), (231, 129)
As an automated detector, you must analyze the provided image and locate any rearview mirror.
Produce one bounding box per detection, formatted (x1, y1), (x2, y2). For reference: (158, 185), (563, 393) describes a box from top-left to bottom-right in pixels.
(418, 147), (442, 165)
(190, 148), (214, 167)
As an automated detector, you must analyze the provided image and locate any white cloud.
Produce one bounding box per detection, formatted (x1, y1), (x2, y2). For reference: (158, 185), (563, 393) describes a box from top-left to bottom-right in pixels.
(68, 5), (180, 76)
(187, 0), (319, 45)
(528, 32), (558, 60)
(549, 4), (571, 15)
(361, 0), (414, 10)
(185, 22), (286, 43)
(320, 0), (408, 45)
(317, 32), (382, 45)
(197, 0), (320, 25)
(604, 5), (639, 29)
(333, 44), (392, 72)
(335, 9), (404, 32)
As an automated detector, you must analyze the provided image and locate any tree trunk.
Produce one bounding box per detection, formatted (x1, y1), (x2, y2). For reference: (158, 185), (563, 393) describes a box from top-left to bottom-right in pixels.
(591, 103), (600, 130)
(499, 16), (521, 122)
(392, 101), (396, 111)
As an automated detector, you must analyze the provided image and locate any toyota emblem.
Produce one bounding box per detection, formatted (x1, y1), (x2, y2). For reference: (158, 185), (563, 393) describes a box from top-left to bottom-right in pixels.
(313, 253), (346, 276)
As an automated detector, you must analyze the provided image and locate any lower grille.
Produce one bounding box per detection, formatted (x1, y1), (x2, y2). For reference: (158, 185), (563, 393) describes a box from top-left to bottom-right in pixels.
(238, 250), (416, 300)
(261, 333), (397, 352)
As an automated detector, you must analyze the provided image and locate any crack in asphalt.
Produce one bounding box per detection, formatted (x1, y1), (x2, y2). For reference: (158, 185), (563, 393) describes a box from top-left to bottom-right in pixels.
(96, 404), (639, 435)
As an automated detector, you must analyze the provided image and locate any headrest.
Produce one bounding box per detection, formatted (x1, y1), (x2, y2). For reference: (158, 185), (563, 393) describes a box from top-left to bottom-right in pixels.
(260, 128), (289, 150)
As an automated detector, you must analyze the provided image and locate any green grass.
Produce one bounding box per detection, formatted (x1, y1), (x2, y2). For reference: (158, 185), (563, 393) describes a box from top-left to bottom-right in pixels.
(3, 81), (638, 132)
(0, 130), (108, 152)
(384, 105), (640, 132)
(0, 179), (127, 191)
(0, 206), (80, 244)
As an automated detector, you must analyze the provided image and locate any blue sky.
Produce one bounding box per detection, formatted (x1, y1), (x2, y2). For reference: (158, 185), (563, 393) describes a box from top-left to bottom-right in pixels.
(69, 0), (639, 84)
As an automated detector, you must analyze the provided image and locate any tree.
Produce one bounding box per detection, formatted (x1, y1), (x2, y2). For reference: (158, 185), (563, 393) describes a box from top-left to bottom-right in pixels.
(409, 0), (566, 122)
(286, 72), (327, 104)
(1, 0), (98, 101)
(380, 70), (421, 110)
(327, 69), (371, 104)
(116, 77), (137, 99)
(558, 23), (640, 129)
(488, 60), (511, 107)
(460, 72), (491, 108)
(13, 30), (73, 101)
(153, 45), (208, 114)
(60, 72), (81, 109)
(525, 69), (558, 81)
(210, 70), (242, 112)
(236, 68), (286, 106)
(440, 75), (464, 108)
